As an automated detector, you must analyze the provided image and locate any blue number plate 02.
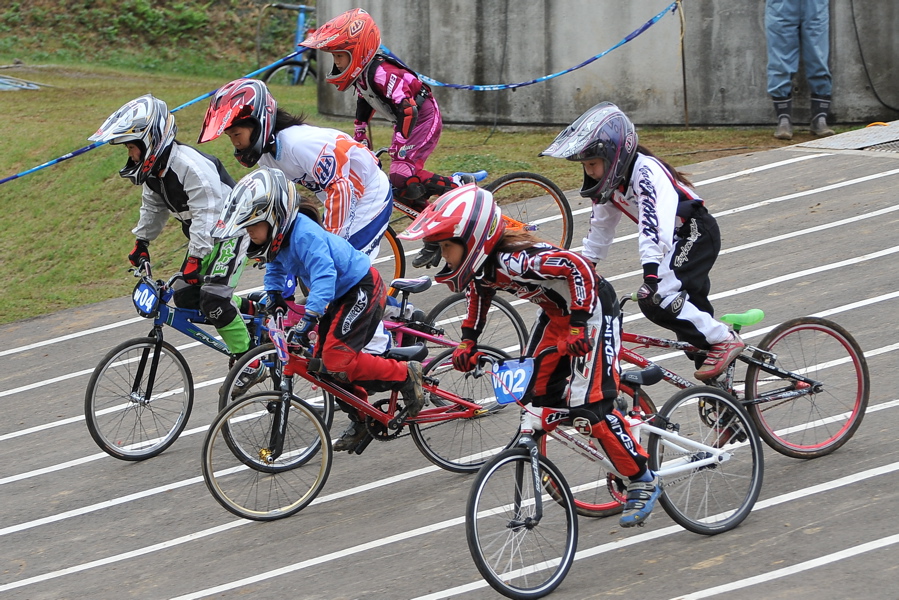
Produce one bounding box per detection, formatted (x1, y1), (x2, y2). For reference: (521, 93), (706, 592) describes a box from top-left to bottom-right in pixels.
(491, 357), (535, 405)
(132, 280), (160, 318)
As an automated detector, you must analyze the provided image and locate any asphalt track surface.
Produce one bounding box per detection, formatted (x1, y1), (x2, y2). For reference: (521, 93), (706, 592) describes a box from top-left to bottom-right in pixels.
(2, 139), (898, 600)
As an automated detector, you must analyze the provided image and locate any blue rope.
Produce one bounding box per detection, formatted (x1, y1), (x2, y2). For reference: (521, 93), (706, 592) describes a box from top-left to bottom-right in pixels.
(383, 1), (679, 91)
(1, 0), (677, 186)
(0, 50), (305, 186)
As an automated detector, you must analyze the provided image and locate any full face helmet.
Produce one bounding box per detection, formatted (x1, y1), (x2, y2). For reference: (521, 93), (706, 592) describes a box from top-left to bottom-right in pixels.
(212, 167), (298, 263)
(197, 78), (277, 167)
(299, 8), (381, 92)
(399, 184), (505, 293)
(540, 101), (638, 204)
(89, 94), (176, 185)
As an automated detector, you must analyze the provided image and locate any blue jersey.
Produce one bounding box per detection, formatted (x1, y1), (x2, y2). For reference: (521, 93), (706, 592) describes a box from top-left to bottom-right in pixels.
(263, 213), (371, 316)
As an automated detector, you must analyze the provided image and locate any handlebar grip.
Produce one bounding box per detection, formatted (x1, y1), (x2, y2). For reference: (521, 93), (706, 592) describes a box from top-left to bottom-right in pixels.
(271, 3), (303, 10)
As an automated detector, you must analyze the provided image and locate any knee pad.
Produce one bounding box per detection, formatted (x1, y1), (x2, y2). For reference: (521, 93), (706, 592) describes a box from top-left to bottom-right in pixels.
(173, 286), (201, 309)
(199, 288), (238, 327)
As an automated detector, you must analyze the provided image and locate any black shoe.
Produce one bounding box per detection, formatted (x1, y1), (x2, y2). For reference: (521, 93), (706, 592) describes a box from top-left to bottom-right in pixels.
(396, 361), (425, 417)
(333, 420), (368, 452)
(412, 242), (442, 269)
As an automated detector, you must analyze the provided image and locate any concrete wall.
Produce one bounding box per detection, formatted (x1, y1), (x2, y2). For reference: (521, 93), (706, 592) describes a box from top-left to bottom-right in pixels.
(312, 0), (899, 127)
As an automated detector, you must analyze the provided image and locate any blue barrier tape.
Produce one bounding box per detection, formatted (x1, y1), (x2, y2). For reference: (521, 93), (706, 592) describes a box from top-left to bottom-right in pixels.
(0, 49), (306, 186)
(382, 1), (678, 91)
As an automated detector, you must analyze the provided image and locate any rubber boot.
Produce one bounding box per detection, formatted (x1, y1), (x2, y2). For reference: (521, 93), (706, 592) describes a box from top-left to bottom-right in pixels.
(810, 96), (835, 137)
(772, 96), (793, 140)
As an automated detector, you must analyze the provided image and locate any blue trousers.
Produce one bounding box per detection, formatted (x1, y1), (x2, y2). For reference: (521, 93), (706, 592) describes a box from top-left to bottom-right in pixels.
(765, 0), (833, 98)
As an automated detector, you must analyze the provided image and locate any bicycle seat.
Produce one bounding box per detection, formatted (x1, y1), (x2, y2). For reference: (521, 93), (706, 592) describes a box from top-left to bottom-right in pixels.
(390, 276), (432, 294)
(720, 308), (765, 329)
(620, 364), (664, 388)
(384, 343), (428, 363)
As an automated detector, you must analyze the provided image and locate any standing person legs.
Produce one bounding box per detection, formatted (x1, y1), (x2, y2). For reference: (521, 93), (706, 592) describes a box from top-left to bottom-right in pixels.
(802, 0), (835, 136)
(766, 0), (801, 139)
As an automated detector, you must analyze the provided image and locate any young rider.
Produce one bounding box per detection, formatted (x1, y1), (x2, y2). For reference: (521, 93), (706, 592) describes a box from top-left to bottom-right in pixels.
(301, 7), (471, 268)
(540, 101), (745, 381)
(213, 166), (425, 453)
(90, 94), (257, 371)
(399, 185), (661, 528)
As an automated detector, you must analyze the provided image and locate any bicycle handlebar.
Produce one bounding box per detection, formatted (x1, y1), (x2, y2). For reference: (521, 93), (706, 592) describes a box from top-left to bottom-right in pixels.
(269, 3), (313, 12)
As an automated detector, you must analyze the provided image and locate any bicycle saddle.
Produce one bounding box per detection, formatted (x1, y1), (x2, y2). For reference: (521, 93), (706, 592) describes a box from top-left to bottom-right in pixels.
(390, 276), (432, 294)
(620, 364), (664, 388)
(384, 343), (428, 363)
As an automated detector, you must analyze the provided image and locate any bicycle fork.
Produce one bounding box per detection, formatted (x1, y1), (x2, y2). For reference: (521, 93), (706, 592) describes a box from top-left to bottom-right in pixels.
(263, 372), (296, 464)
(132, 328), (165, 405)
(511, 434), (545, 529)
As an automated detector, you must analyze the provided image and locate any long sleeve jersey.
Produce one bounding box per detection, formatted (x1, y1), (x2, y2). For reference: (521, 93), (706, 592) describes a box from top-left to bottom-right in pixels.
(353, 54), (431, 140)
(263, 213), (371, 318)
(463, 243), (600, 338)
(581, 153), (703, 267)
(133, 142), (235, 258)
(258, 125), (392, 244)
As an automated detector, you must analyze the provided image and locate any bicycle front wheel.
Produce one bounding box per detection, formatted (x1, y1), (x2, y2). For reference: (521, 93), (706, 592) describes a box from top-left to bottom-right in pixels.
(744, 317), (869, 459)
(466, 448), (577, 600)
(424, 292), (528, 356)
(85, 337), (193, 461)
(484, 172), (574, 249)
(539, 385), (656, 518)
(649, 386), (763, 535)
(218, 343), (335, 429)
(372, 225), (405, 295)
(260, 59), (316, 86)
(202, 391), (332, 521)
(410, 345), (518, 473)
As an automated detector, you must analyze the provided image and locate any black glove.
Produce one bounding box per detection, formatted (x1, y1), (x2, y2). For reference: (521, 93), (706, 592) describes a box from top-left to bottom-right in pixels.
(287, 312), (319, 348)
(636, 263), (662, 308)
(263, 290), (289, 316)
(128, 239), (150, 267)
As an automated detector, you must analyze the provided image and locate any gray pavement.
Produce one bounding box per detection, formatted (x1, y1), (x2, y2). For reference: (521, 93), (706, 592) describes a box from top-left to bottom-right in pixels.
(1, 135), (898, 600)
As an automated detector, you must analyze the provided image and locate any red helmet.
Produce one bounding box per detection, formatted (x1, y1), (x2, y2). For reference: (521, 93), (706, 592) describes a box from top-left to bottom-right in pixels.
(197, 78), (277, 167)
(300, 8), (380, 92)
(399, 184), (505, 292)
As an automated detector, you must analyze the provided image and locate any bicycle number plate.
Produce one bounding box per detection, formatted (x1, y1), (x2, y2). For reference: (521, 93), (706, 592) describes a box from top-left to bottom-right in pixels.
(491, 358), (535, 405)
(132, 280), (160, 318)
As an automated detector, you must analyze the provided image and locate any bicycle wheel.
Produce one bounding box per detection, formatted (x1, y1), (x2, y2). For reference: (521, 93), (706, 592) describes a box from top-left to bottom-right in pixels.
(484, 172), (574, 250)
(202, 391), (332, 521)
(85, 337), (193, 461)
(648, 386), (763, 535)
(466, 448), (577, 599)
(424, 293), (528, 356)
(218, 343), (335, 429)
(744, 317), (869, 459)
(372, 225), (405, 295)
(260, 59), (316, 86)
(410, 345), (518, 473)
(538, 385), (656, 518)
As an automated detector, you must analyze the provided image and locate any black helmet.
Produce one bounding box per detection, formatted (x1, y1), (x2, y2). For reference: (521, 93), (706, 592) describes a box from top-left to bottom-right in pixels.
(540, 101), (638, 203)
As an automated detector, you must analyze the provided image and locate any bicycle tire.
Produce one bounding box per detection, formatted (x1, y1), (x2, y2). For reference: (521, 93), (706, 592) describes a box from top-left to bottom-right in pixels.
(85, 337), (193, 461)
(744, 316), (869, 459)
(260, 59), (316, 86)
(466, 448), (577, 599)
(218, 343), (336, 430)
(484, 172), (574, 250)
(648, 386), (763, 535)
(410, 345), (518, 473)
(202, 391), (332, 521)
(539, 385), (656, 518)
(373, 225), (405, 296)
(424, 292), (528, 356)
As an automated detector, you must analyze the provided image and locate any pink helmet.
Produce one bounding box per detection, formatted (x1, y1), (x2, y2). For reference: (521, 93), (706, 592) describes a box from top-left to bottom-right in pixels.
(399, 184), (505, 292)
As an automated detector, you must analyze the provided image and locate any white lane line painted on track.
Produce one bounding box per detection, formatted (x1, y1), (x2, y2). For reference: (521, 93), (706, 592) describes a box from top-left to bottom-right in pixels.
(668, 534), (899, 599)
(411, 461), (899, 600)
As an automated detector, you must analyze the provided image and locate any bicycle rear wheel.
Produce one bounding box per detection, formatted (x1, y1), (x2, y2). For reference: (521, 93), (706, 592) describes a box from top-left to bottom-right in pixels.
(410, 345), (518, 473)
(85, 337), (193, 461)
(260, 58), (316, 86)
(202, 391), (332, 521)
(466, 448), (577, 599)
(484, 172), (574, 250)
(744, 317), (869, 459)
(218, 343), (336, 429)
(373, 225), (405, 295)
(648, 386), (763, 535)
(539, 385), (656, 518)
(424, 292), (528, 356)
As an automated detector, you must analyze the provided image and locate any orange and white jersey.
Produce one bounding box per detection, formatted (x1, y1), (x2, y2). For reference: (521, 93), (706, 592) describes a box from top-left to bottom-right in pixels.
(259, 124), (392, 248)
